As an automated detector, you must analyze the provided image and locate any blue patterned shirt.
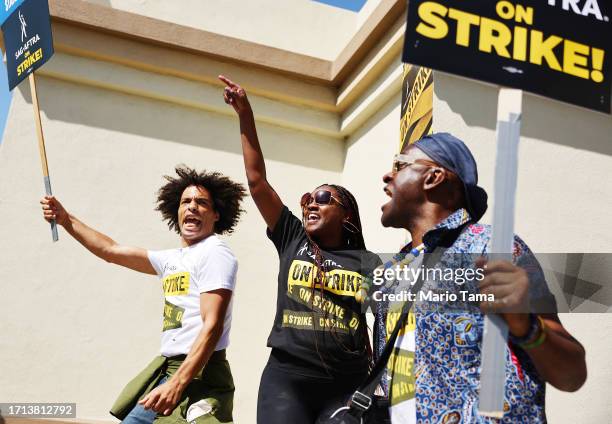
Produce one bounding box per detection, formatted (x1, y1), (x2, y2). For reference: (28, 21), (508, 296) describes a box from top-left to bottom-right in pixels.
(377, 209), (556, 423)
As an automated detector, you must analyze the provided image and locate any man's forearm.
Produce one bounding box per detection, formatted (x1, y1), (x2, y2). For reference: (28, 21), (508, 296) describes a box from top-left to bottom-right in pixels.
(520, 318), (587, 392)
(63, 214), (119, 262)
(170, 321), (224, 390)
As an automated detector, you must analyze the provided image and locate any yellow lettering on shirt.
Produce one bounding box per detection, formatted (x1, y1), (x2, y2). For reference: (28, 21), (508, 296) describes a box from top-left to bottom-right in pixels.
(287, 260), (363, 297)
(162, 272), (190, 296)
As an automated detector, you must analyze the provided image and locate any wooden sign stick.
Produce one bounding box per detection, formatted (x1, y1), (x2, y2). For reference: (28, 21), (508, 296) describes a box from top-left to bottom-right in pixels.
(28, 72), (58, 242)
(479, 88), (523, 417)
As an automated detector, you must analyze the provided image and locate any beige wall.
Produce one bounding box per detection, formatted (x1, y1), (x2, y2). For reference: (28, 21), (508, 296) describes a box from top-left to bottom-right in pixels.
(343, 93), (406, 253)
(432, 72), (612, 251)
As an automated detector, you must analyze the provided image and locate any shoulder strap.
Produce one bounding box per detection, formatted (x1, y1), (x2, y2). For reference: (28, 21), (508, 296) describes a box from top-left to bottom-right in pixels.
(354, 274), (425, 399)
(349, 245), (447, 409)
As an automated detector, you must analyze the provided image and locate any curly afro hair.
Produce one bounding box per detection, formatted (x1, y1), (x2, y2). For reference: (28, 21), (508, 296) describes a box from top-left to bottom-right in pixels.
(156, 166), (247, 235)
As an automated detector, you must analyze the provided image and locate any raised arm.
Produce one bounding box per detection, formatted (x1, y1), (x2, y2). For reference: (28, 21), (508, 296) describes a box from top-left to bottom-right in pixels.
(219, 75), (283, 231)
(41, 196), (156, 275)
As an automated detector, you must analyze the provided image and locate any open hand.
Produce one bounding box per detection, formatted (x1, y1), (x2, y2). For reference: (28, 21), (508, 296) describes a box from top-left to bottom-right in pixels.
(40, 196), (69, 227)
(219, 75), (251, 116)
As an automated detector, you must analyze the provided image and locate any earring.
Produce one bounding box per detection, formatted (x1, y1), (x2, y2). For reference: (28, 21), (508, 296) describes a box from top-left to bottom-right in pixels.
(343, 221), (360, 234)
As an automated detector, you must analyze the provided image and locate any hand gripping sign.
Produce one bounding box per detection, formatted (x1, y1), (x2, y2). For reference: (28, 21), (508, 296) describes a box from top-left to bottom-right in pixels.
(1, 0), (57, 241)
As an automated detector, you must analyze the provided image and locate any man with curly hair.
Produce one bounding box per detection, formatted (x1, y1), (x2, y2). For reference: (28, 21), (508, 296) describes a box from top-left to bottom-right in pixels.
(40, 166), (246, 424)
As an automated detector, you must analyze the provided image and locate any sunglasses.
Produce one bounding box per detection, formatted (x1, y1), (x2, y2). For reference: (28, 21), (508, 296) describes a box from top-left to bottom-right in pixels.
(300, 189), (345, 208)
(391, 154), (437, 173)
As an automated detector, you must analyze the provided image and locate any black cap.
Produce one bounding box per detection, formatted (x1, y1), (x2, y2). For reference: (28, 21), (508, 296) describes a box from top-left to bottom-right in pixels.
(414, 132), (488, 221)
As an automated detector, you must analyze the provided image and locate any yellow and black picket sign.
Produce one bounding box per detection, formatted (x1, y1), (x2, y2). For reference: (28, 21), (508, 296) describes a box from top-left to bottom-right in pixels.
(403, 0), (610, 113)
(400, 63), (433, 151)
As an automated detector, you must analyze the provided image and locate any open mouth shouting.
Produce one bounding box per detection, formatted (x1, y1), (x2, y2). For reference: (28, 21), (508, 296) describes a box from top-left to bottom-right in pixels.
(381, 185), (393, 211)
(182, 215), (202, 232)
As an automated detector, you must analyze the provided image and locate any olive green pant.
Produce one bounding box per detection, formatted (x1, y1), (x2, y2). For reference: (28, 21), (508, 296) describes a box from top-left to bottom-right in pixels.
(110, 350), (234, 424)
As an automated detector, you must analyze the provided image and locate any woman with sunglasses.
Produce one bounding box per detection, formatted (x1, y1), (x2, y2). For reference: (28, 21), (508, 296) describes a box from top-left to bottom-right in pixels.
(219, 76), (381, 424)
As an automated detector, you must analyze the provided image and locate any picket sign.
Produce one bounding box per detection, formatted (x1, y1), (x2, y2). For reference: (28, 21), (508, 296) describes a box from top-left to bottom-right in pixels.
(29, 72), (57, 241)
(1, 0), (57, 241)
(478, 88), (523, 417)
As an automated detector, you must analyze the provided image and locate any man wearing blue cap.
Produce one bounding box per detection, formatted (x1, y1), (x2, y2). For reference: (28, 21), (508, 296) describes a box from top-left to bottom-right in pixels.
(378, 133), (586, 423)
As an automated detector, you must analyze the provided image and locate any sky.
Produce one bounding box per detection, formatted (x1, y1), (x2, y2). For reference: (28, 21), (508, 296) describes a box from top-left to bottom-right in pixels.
(0, 61), (12, 145)
(312, 0), (367, 12)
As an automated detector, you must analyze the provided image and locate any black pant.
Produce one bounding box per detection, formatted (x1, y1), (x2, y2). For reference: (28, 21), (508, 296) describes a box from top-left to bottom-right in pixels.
(257, 351), (366, 424)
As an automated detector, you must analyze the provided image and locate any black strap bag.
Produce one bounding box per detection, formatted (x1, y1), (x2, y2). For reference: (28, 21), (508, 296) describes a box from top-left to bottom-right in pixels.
(316, 274), (425, 424)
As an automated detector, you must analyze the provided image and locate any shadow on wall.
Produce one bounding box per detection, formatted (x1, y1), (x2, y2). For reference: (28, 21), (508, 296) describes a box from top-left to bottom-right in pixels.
(435, 72), (612, 157)
(345, 91), (400, 155)
(16, 77), (343, 172)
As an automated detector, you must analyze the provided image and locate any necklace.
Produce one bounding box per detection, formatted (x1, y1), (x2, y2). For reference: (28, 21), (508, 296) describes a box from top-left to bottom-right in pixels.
(355, 243), (426, 303)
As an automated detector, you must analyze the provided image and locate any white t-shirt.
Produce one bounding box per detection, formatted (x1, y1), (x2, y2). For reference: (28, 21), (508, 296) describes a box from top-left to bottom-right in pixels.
(388, 254), (423, 424)
(148, 235), (237, 357)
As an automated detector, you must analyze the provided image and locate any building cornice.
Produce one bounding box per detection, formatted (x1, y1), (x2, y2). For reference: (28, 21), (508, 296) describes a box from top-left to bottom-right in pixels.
(49, 0), (334, 83)
(48, 0), (405, 86)
(1, 0), (407, 140)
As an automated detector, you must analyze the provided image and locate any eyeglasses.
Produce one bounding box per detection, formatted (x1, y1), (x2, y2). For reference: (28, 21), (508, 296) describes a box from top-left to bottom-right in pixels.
(391, 154), (436, 173)
(301, 189), (345, 208)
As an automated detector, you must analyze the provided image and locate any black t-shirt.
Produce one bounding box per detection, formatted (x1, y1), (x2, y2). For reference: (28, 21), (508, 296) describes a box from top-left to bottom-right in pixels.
(266, 206), (381, 377)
